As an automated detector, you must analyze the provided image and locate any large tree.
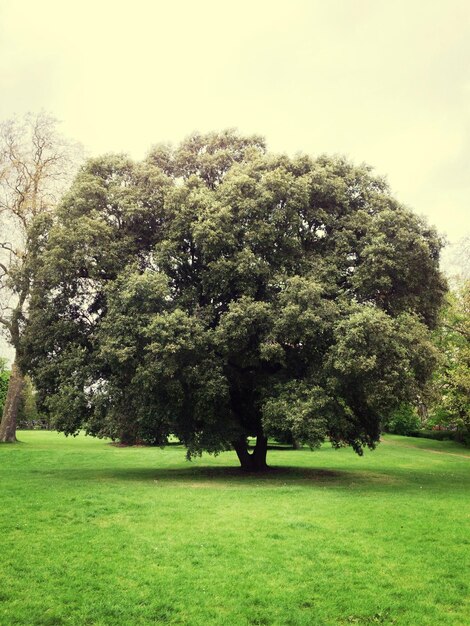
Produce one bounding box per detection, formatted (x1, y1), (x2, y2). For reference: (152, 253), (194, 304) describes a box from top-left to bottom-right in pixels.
(23, 131), (447, 469)
(0, 112), (80, 442)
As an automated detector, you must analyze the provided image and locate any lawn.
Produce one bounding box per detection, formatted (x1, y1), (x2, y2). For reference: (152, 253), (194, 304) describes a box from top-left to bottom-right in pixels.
(0, 432), (469, 626)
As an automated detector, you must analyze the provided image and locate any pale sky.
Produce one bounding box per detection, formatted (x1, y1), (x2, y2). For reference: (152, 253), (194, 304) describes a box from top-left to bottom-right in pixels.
(1, 0), (469, 362)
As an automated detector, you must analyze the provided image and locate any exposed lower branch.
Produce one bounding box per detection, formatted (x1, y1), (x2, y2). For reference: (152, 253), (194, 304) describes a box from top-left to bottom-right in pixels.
(0, 314), (11, 330)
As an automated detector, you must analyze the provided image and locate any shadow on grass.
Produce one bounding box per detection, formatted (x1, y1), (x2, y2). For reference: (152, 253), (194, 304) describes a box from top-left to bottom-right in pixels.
(43, 464), (401, 489)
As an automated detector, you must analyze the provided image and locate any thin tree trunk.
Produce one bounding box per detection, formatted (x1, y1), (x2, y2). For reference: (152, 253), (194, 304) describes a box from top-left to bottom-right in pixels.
(417, 402), (428, 426)
(0, 359), (24, 443)
(232, 434), (269, 471)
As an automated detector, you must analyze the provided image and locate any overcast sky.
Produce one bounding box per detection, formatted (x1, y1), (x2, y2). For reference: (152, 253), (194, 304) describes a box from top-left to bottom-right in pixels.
(2, 0), (469, 240)
(1, 0), (469, 359)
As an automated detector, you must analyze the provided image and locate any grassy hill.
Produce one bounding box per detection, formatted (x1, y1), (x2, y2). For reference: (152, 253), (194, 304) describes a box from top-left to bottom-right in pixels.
(1, 432), (469, 625)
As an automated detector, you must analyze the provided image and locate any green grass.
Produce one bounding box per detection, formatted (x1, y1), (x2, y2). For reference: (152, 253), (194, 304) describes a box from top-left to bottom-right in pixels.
(1, 432), (469, 626)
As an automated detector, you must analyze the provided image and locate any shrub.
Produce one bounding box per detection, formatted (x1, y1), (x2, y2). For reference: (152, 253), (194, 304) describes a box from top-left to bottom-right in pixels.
(385, 404), (421, 435)
(408, 429), (470, 446)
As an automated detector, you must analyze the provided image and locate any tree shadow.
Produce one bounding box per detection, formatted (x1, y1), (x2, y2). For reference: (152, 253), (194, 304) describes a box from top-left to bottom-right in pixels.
(46, 463), (402, 489)
(265, 444), (300, 450)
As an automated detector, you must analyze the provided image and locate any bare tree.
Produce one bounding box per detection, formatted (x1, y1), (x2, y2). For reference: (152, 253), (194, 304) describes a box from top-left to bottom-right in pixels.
(0, 112), (81, 442)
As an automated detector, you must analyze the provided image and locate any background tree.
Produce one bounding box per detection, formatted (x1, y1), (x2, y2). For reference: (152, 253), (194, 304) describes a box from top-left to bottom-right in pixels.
(430, 279), (470, 441)
(24, 132), (447, 469)
(0, 112), (81, 442)
(383, 403), (421, 436)
(17, 375), (41, 428)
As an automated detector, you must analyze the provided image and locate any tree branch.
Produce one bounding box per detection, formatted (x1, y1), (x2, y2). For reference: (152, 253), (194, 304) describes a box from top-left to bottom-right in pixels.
(0, 314), (11, 330)
(441, 322), (470, 342)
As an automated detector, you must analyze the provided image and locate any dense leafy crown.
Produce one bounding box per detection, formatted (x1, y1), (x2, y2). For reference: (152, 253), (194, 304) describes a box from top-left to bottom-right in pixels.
(23, 131), (446, 456)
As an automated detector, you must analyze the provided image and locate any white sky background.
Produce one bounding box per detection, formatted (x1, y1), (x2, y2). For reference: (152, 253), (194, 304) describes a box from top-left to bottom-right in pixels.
(1, 0), (470, 360)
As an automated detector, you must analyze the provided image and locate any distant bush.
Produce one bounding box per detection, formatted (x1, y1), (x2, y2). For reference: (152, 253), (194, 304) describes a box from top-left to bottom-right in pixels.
(409, 429), (453, 441)
(385, 404), (421, 436)
(408, 429), (470, 446)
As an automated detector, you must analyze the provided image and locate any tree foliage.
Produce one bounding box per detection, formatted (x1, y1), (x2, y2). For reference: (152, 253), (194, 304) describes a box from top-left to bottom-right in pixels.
(430, 280), (470, 438)
(23, 131), (447, 469)
(0, 357), (9, 415)
(384, 403), (421, 436)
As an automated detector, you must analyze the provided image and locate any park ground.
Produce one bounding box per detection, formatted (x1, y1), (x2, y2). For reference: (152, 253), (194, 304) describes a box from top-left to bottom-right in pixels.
(0, 432), (469, 626)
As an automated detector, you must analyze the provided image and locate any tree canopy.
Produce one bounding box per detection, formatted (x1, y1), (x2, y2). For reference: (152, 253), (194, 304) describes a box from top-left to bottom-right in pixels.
(23, 131), (447, 469)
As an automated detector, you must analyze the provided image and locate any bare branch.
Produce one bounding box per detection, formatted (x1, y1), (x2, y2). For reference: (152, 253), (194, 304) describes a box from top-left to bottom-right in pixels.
(0, 314), (11, 330)
(0, 111), (82, 345)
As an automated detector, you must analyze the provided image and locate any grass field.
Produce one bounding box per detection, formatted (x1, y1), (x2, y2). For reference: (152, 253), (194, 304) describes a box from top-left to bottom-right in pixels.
(1, 432), (469, 626)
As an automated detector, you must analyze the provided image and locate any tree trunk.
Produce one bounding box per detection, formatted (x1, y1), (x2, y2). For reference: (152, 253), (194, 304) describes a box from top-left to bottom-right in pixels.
(417, 402), (428, 426)
(232, 434), (269, 471)
(0, 359), (24, 443)
(119, 423), (138, 446)
(292, 438), (302, 450)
